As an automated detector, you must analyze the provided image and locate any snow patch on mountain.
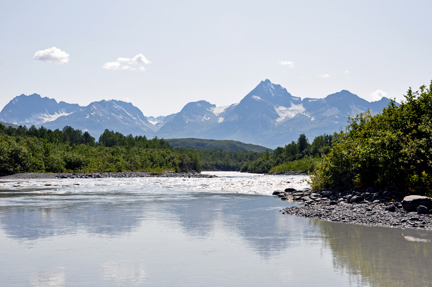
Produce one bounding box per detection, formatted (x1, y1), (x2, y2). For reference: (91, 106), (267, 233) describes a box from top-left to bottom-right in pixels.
(324, 107), (339, 116)
(29, 111), (75, 124)
(275, 103), (305, 123)
(210, 105), (230, 116)
(252, 95), (262, 101)
(350, 105), (366, 116)
(147, 119), (159, 125)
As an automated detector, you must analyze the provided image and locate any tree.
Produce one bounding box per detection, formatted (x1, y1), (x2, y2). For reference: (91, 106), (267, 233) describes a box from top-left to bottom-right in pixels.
(297, 134), (309, 153)
(311, 81), (432, 195)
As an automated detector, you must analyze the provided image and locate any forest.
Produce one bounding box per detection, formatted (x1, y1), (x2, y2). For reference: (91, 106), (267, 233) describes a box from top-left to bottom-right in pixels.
(0, 125), (200, 175)
(240, 134), (334, 173)
(0, 123), (337, 176)
(174, 147), (262, 171)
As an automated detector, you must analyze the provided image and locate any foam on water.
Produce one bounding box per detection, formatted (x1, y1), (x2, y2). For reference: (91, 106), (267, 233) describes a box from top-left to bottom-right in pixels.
(0, 172), (310, 196)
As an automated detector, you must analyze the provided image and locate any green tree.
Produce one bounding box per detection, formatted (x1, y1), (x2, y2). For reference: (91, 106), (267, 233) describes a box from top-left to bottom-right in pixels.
(311, 81), (432, 196)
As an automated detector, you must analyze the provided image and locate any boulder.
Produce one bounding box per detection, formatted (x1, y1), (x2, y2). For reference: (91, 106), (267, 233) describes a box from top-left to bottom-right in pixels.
(417, 205), (429, 214)
(272, 190), (284, 196)
(349, 195), (363, 203)
(402, 195), (432, 212)
(385, 205), (396, 212)
(284, 188), (297, 192)
(321, 190), (333, 198)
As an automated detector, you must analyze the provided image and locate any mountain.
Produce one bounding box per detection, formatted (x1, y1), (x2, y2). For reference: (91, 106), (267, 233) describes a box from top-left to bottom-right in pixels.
(0, 95), (157, 139)
(0, 93), (82, 125)
(157, 100), (223, 138)
(159, 79), (392, 148)
(0, 80), (394, 148)
(42, 100), (158, 138)
(146, 113), (178, 129)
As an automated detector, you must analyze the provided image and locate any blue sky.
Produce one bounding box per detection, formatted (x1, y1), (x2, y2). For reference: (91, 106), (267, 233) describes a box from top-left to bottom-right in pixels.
(1, 0), (431, 116)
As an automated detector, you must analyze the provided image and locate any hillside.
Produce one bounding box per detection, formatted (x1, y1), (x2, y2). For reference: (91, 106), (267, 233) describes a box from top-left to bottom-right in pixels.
(166, 138), (270, 152)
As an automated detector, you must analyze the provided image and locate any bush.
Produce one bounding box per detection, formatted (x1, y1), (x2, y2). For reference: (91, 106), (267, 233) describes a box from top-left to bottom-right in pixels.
(310, 81), (432, 196)
(269, 157), (321, 173)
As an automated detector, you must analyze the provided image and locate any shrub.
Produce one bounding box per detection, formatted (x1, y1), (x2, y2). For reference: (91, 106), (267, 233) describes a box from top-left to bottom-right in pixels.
(310, 81), (432, 196)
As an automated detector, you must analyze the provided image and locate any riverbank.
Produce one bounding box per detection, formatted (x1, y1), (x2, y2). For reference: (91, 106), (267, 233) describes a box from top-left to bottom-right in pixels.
(275, 188), (432, 230)
(0, 171), (217, 180)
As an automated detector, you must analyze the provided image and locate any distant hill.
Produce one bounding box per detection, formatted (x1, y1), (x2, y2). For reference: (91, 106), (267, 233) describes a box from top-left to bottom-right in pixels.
(166, 138), (270, 152)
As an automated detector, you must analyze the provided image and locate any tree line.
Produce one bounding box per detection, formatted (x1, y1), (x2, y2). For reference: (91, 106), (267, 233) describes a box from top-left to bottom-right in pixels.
(240, 134), (334, 173)
(174, 147), (262, 171)
(0, 124), (201, 175)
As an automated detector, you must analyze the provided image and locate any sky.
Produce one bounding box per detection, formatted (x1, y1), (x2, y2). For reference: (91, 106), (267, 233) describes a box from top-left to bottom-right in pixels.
(1, 0), (431, 117)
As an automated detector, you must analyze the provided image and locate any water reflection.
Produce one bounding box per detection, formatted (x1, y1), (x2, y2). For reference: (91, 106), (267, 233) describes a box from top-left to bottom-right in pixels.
(30, 268), (65, 287)
(102, 260), (147, 285)
(168, 193), (317, 258)
(0, 202), (145, 240)
(316, 221), (432, 287)
(0, 191), (310, 260)
(2, 182), (432, 286)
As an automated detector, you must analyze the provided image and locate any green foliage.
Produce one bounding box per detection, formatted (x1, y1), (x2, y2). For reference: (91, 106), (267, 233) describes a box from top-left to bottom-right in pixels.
(310, 81), (432, 196)
(99, 129), (170, 149)
(0, 125), (201, 175)
(3, 124), (96, 146)
(269, 157), (322, 173)
(241, 134), (334, 173)
(175, 147), (261, 171)
(240, 157), (274, 173)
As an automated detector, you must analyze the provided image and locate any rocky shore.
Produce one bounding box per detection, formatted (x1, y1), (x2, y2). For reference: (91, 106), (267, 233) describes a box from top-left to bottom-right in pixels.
(274, 187), (432, 230)
(0, 171), (217, 180)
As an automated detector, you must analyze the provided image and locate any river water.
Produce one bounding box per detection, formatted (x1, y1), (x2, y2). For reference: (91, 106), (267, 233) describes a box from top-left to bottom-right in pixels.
(0, 172), (431, 286)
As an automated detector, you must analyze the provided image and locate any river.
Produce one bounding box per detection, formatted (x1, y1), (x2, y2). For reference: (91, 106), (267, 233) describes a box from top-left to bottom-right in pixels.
(0, 172), (431, 286)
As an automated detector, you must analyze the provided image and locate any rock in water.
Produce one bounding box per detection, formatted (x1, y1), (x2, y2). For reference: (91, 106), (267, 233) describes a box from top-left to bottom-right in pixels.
(402, 195), (432, 212)
(272, 190), (285, 196)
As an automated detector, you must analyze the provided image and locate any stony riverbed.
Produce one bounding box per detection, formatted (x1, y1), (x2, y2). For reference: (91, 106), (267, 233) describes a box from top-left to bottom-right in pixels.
(275, 188), (432, 230)
(0, 171), (217, 180)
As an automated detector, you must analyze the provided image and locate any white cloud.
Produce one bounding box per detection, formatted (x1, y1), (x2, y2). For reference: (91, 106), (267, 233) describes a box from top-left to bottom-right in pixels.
(132, 54), (151, 65)
(278, 61), (294, 68)
(102, 62), (121, 70)
(371, 89), (388, 101)
(344, 70), (350, 74)
(102, 54), (150, 72)
(34, 47), (69, 64)
(318, 73), (330, 78)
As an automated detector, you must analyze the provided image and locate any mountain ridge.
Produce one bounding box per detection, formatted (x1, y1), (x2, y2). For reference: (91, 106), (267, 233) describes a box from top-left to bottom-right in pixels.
(0, 80), (394, 148)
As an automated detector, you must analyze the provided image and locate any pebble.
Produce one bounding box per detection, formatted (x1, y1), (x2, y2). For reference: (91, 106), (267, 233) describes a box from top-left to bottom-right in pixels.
(274, 188), (432, 230)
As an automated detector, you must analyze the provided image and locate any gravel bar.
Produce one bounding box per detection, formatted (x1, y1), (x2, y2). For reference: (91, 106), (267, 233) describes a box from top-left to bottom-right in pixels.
(275, 188), (432, 230)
